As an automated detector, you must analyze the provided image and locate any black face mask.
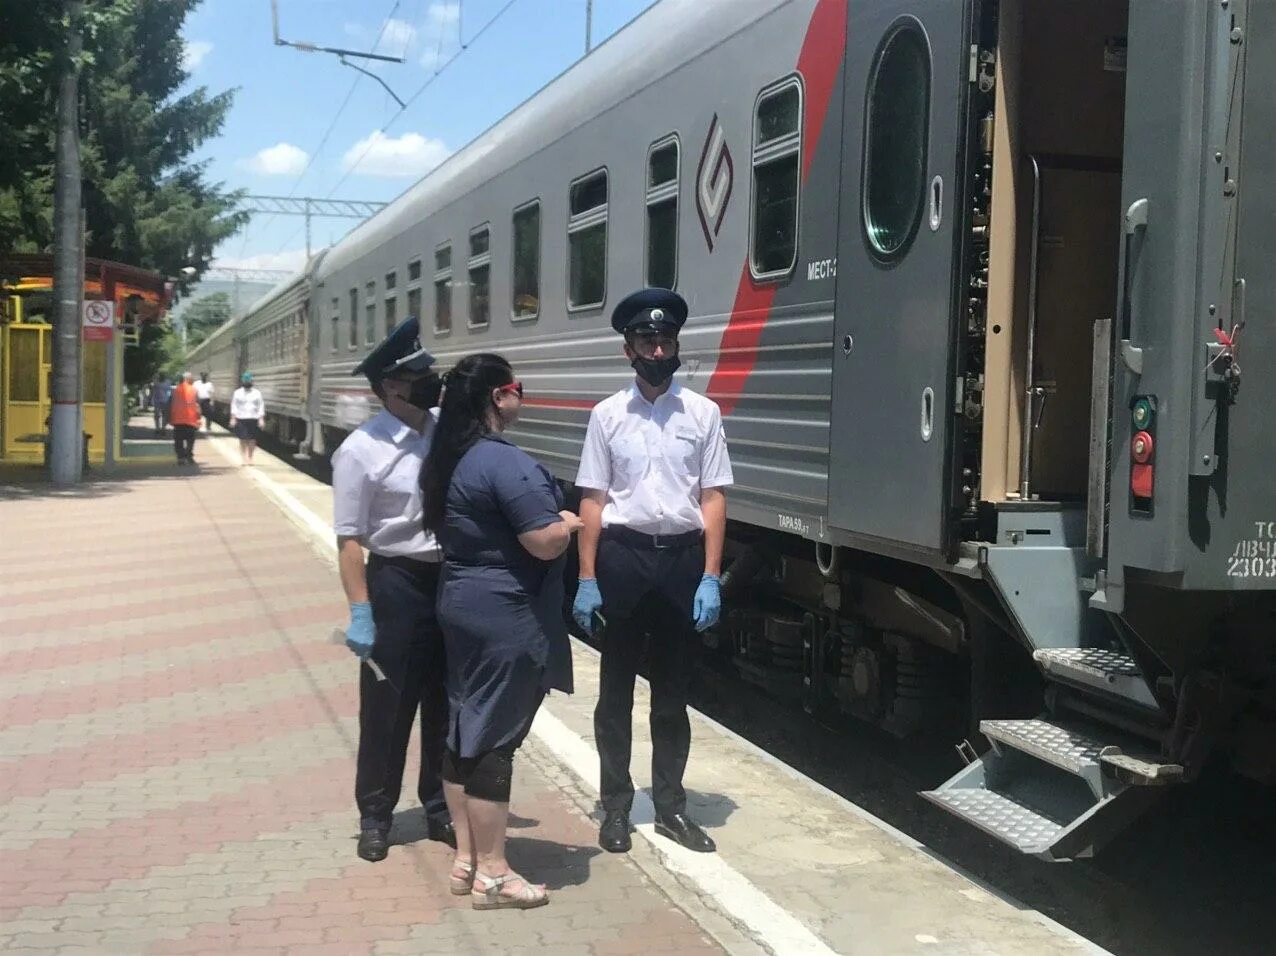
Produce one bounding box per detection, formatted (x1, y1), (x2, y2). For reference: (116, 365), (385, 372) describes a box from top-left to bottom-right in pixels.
(631, 354), (681, 388)
(405, 374), (442, 410)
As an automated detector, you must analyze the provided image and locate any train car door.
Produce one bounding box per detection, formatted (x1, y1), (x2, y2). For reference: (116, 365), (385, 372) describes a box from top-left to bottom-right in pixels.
(827, 0), (976, 555)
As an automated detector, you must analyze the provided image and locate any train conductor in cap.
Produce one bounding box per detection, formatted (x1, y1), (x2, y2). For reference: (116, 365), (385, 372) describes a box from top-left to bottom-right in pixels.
(332, 317), (455, 862)
(573, 288), (733, 854)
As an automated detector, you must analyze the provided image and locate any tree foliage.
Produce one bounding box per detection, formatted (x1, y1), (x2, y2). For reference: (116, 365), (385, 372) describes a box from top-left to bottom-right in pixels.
(0, 0), (248, 383)
(180, 290), (230, 349)
(0, 0), (246, 271)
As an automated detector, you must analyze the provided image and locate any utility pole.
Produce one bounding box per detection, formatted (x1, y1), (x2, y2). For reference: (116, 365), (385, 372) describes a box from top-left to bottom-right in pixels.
(50, 0), (84, 485)
(585, 0), (593, 54)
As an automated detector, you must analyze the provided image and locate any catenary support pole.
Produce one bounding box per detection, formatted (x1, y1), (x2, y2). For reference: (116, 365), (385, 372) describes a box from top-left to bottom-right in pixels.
(50, 0), (84, 485)
(585, 0), (593, 53)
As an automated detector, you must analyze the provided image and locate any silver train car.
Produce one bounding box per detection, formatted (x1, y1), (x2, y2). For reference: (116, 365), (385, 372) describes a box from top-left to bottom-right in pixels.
(189, 0), (1276, 860)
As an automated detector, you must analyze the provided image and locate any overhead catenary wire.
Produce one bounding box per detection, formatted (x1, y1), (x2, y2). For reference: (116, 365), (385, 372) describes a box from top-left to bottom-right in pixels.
(273, 0), (520, 255)
(323, 0), (519, 200)
(232, 0), (404, 260)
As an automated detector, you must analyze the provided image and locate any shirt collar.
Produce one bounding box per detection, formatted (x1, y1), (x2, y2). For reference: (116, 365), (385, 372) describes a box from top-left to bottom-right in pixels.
(627, 379), (682, 409)
(374, 408), (427, 446)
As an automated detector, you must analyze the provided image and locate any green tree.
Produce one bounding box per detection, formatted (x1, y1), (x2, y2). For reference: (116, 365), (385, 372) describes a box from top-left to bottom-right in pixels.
(180, 291), (230, 349)
(0, 0), (247, 382)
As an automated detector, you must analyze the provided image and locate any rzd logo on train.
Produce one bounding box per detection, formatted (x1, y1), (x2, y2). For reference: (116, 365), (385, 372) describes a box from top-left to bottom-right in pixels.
(696, 114), (734, 253)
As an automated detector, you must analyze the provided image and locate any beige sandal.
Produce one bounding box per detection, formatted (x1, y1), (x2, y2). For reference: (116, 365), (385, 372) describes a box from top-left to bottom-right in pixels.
(471, 871), (549, 910)
(449, 859), (476, 896)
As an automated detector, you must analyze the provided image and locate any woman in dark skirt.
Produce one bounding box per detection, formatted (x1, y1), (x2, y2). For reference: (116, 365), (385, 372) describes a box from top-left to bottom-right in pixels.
(420, 353), (581, 910)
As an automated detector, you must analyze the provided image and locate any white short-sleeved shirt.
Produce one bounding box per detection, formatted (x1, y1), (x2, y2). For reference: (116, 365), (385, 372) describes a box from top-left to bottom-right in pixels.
(575, 381), (733, 535)
(230, 386), (264, 420)
(331, 408), (441, 560)
(194, 381), (214, 401)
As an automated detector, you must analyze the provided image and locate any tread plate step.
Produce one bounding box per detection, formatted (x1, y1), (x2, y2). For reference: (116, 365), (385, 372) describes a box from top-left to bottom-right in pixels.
(981, 718), (1107, 776)
(921, 787), (1066, 855)
(1033, 647), (1160, 710)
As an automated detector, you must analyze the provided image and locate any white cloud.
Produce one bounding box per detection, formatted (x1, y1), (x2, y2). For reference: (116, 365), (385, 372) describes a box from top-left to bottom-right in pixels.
(182, 40), (213, 71)
(238, 142), (309, 177)
(344, 17), (417, 55)
(420, 45), (448, 71)
(427, 2), (461, 26)
(380, 18), (418, 53)
(212, 250), (309, 274)
(341, 130), (450, 178)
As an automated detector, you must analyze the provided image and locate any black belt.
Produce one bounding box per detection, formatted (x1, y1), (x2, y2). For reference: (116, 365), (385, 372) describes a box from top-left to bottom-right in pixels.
(603, 526), (703, 550)
(367, 553), (441, 571)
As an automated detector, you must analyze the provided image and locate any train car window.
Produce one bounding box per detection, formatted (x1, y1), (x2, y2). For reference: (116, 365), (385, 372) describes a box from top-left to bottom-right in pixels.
(407, 286), (422, 324)
(331, 297), (339, 352)
(408, 259), (422, 282)
(750, 77), (803, 280)
(348, 288), (359, 349)
(512, 201), (540, 321)
(434, 242), (452, 335)
(384, 293), (397, 338)
(862, 19), (929, 261)
(385, 270), (397, 291)
(646, 136), (679, 290)
(468, 225), (491, 329)
(365, 281), (377, 345)
(568, 168), (608, 310)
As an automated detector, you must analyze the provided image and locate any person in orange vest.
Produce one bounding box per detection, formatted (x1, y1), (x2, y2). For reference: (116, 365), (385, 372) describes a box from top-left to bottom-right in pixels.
(168, 371), (202, 465)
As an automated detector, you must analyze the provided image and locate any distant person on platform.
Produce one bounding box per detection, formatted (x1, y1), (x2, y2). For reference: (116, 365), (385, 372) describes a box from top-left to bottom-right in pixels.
(229, 372), (265, 466)
(168, 372), (202, 466)
(151, 375), (172, 436)
(195, 372), (215, 432)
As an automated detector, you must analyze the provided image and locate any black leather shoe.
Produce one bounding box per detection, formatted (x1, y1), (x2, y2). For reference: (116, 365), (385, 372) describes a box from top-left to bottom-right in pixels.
(599, 810), (632, 853)
(357, 828), (389, 862)
(655, 813), (715, 853)
(426, 818), (457, 849)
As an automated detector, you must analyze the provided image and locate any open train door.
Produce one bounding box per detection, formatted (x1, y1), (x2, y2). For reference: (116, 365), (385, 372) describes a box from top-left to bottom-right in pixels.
(827, 0), (977, 556)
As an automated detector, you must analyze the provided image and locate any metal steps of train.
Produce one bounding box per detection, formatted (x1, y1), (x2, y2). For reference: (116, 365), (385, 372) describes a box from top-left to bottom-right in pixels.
(1032, 646), (1160, 711)
(921, 716), (1182, 860)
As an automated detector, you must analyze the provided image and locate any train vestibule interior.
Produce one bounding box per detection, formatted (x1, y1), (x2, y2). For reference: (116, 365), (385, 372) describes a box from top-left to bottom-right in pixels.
(979, 0), (1129, 523)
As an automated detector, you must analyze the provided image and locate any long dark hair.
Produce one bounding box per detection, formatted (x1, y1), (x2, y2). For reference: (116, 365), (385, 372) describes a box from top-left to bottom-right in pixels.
(420, 352), (515, 534)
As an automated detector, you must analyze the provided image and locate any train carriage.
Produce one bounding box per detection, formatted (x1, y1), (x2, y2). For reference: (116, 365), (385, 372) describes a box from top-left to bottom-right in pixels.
(194, 0), (1276, 861)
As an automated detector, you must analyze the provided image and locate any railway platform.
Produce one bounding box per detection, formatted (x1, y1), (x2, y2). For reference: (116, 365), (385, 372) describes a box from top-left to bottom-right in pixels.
(0, 432), (1105, 956)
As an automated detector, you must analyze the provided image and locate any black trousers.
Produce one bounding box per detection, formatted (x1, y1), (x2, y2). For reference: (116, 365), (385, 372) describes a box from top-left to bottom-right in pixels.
(173, 424), (196, 461)
(593, 532), (704, 817)
(356, 554), (448, 831)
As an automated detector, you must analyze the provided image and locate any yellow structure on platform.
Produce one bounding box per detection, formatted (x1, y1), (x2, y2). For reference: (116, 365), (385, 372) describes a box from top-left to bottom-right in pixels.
(0, 255), (168, 467)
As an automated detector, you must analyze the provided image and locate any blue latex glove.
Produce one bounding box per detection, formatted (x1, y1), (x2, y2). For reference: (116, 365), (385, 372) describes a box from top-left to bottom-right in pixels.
(692, 574), (721, 632)
(573, 578), (603, 636)
(345, 602), (376, 659)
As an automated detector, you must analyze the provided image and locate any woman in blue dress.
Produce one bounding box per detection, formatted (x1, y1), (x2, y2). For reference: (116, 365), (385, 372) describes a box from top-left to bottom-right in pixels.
(420, 353), (581, 910)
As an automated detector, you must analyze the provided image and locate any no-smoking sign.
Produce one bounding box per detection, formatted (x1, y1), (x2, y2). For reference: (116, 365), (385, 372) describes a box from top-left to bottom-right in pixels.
(82, 300), (114, 342)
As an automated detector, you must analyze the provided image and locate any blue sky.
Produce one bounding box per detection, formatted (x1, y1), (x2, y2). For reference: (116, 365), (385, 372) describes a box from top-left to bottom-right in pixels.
(183, 0), (657, 274)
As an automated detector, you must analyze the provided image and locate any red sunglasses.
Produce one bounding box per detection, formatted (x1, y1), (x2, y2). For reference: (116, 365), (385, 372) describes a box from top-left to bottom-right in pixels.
(495, 380), (524, 398)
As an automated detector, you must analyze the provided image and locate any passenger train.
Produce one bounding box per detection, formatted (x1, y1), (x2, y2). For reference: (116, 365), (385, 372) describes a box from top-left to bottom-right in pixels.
(190, 0), (1276, 860)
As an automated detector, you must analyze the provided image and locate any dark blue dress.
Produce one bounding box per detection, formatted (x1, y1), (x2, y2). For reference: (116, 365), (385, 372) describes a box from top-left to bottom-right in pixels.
(436, 435), (573, 758)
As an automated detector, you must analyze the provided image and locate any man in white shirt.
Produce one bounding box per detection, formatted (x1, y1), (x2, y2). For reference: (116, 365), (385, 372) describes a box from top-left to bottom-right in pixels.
(194, 372), (215, 432)
(331, 318), (453, 862)
(572, 288), (733, 855)
(229, 372), (265, 465)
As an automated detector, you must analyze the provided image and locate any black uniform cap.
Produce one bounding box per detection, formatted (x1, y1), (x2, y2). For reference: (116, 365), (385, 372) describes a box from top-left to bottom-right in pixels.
(352, 316), (436, 382)
(610, 288), (688, 335)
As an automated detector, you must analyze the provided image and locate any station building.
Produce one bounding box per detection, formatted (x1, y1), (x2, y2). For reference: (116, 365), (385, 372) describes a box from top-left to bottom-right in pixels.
(0, 253), (169, 467)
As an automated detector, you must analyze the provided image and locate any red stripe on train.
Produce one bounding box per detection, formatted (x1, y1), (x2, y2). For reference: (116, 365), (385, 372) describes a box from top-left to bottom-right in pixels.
(522, 397), (596, 410)
(706, 0), (848, 417)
